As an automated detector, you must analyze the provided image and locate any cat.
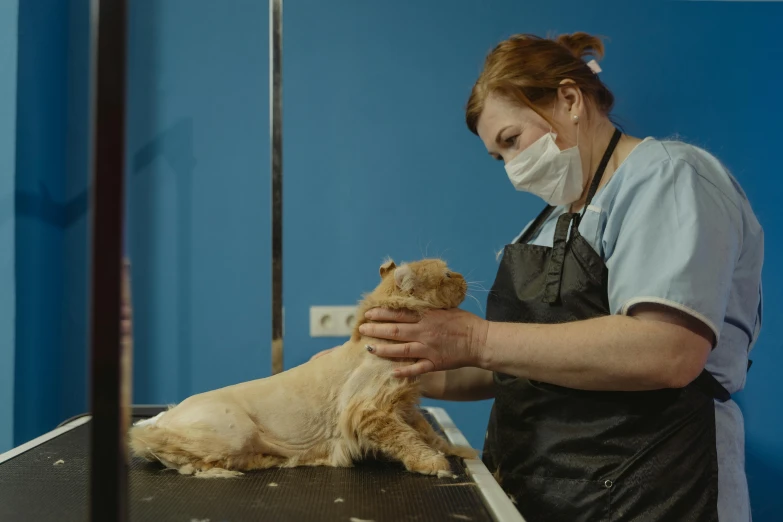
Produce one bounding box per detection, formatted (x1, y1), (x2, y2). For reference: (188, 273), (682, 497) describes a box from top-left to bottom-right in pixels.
(128, 258), (478, 478)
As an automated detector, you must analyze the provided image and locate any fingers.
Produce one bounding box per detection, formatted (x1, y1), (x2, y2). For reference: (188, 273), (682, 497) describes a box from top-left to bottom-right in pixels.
(367, 342), (426, 359)
(364, 307), (420, 323)
(392, 360), (436, 378)
(367, 343), (438, 378)
(358, 322), (417, 341)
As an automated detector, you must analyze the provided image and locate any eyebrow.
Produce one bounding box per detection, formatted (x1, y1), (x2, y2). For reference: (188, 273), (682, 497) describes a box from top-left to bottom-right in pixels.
(487, 125), (514, 157)
(494, 125), (514, 145)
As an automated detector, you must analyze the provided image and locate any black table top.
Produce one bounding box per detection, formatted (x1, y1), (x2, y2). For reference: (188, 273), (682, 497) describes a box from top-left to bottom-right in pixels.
(0, 409), (495, 522)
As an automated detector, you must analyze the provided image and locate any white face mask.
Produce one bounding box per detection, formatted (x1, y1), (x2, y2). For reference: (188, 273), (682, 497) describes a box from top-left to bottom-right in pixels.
(504, 131), (584, 206)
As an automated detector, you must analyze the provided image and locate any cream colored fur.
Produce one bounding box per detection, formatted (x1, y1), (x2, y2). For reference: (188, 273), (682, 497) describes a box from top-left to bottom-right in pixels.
(128, 258), (477, 478)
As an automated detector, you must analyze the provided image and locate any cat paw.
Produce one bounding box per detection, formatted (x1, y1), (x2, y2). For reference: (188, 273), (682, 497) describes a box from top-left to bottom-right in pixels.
(405, 453), (451, 476)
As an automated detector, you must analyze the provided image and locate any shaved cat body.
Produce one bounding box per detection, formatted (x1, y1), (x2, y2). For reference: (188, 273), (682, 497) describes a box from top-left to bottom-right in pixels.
(128, 258), (477, 478)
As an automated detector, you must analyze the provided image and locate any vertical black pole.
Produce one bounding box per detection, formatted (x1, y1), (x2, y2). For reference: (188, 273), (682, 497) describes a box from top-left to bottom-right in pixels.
(270, 0), (284, 375)
(88, 0), (129, 520)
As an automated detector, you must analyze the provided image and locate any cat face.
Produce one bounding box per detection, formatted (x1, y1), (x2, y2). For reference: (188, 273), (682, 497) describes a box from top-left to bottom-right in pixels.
(379, 258), (467, 309)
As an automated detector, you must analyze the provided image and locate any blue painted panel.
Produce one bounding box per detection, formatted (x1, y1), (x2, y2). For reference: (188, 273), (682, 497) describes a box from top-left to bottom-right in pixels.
(0, 0), (19, 453)
(126, 0), (271, 403)
(13, 0), (69, 445)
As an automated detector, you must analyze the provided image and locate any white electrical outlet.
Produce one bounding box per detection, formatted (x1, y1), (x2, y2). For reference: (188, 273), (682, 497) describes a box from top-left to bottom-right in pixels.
(310, 306), (358, 337)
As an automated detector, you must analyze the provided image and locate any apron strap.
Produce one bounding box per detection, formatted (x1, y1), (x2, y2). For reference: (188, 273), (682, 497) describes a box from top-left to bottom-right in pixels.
(523, 129), (623, 249)
(517, 205), (557, 244)
(691, 368), (731, 402)
(692, 357), (754, 402)
(543, 213), (576, 304)
(542, 128), (623, 305)
(573, 128), (623, 231)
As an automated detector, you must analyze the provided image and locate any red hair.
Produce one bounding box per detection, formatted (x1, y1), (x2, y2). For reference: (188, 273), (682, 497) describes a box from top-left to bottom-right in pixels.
(466, 32), (615, 134)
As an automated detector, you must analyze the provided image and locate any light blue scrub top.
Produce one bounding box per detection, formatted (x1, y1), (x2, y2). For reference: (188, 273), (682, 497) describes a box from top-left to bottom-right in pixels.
(514, 138), (764, 522)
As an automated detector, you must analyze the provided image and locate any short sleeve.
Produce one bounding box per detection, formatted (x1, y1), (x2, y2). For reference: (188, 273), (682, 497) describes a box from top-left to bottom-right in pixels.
(604, 159), (741, 343)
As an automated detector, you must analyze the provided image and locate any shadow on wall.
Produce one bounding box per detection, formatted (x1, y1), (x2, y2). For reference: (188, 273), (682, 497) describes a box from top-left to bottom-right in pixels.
(0, 184), (87, 231)
(3, 113), (195, 431)
(12, 121), (196, 229)
(13, 185), (88, 228)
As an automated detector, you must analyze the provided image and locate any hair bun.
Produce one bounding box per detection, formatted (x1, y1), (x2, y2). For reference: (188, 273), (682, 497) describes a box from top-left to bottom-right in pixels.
(555, 32), (605, 62)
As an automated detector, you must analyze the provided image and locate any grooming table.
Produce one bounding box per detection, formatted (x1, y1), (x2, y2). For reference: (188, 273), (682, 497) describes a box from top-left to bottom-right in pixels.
(0, 406), (524, 522)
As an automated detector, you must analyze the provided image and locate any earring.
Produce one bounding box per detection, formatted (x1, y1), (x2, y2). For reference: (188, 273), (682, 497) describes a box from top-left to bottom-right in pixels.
(572, 115), (579, 123)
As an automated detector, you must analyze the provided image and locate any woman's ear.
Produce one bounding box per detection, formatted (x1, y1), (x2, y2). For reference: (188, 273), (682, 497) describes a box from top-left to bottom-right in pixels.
(558, 79), (583, 117)
(379, 259), (396, 278)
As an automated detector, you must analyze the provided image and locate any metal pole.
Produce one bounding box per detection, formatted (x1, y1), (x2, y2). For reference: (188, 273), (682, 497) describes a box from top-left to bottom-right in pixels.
(88, 0), (129, 520)
(270, 0), (284, 375)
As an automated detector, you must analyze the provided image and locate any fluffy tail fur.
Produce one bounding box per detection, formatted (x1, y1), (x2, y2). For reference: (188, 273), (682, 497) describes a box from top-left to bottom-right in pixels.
(128, 412), (287, 477)
(128, 412), (176, 465)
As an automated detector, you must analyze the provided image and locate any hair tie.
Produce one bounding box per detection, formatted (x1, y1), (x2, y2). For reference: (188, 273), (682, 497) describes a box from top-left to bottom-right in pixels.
(586, 59), (602, 74)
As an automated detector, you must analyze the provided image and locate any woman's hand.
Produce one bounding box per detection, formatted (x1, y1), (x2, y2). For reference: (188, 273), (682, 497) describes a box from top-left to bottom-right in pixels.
(357, 308), (489, 378)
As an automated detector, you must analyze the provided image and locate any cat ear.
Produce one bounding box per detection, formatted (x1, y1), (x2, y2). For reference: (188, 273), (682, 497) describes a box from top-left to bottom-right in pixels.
(394, 264), (415, 292)
(379, 259), (396, 278)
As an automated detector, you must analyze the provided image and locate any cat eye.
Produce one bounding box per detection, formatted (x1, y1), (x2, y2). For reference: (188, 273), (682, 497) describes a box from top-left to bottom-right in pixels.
(444, 272), (451, 278)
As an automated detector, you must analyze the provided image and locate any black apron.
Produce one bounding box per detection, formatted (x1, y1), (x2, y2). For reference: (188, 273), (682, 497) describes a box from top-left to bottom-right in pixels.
(482, 129), (727, 522)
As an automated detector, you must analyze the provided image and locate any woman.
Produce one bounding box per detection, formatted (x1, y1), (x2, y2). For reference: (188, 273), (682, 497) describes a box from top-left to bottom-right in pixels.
(314, 32), (763, 521)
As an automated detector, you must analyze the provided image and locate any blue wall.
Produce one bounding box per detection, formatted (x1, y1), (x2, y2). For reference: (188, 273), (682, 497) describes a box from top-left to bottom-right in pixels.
(126, 0), (271, 401)
(14, 0), (71, 446)
(8, 0), (93, 447)
(0, 0), (19, 453)
(60, 0), (92, 437)
(4, 0), (782, 519)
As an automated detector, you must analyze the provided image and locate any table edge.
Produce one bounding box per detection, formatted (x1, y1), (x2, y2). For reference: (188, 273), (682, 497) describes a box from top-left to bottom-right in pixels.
(424, 406), (527, 522)
(0, 416), (92, 464)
